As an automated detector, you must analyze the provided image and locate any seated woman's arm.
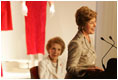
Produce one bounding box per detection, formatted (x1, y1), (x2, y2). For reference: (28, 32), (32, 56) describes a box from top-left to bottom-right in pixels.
(38, 61), (48, 79)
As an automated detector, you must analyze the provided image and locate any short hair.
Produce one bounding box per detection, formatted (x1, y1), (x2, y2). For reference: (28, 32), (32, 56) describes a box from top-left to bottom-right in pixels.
(75, 6), (97, 31)
(46, 37), (65, 55)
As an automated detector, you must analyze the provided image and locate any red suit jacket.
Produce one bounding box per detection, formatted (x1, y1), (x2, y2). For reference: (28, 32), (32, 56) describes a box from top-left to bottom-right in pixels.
(25, 1), (47, 55)
(1, 1), (13, 31)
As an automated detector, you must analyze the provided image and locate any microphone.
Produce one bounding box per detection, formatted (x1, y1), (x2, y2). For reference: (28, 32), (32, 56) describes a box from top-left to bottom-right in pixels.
(109, 36), (117, 49)
(100, 37), (117, 49)
(109, 36), (112, 40)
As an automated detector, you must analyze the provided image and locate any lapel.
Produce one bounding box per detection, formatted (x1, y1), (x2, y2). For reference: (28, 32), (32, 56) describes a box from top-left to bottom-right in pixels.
(84, 36), (91, 48)
(77, 31), (91, 49)
(56, 57), (62, 76)
(81, 33), (95, 54)
(46, 56), (61, 78)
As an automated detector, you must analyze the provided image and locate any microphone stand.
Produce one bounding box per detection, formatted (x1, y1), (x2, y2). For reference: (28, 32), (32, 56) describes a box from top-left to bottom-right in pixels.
(100, 36), (117, 78)
(101, 36), (115, 70)
(101, 44), (114, 70)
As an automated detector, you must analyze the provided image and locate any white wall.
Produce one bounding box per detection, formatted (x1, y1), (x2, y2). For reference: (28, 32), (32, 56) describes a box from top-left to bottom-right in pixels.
(1, 1), (28, 61)
(96, 1), (117, 68)
(1, 1), (96, 62)
(46, 1), (96, 64)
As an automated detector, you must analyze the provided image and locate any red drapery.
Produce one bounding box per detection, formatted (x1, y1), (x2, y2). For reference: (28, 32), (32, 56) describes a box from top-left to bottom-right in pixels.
(25, 1), (47, 55)
(1, 1), (13, 31)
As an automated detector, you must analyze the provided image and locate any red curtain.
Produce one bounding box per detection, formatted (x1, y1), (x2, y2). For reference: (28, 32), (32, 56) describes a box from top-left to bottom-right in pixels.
(25, 1), (47, 55)
(1, 1), (13, 31)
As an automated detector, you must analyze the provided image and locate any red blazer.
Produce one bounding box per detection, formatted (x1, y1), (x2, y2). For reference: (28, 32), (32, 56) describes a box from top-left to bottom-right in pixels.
(1, 1), (13, 31)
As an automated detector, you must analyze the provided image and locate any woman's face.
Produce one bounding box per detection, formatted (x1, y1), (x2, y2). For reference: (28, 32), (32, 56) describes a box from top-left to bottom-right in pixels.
(84, 18), (96, 34)
(48, 43), (62, 61)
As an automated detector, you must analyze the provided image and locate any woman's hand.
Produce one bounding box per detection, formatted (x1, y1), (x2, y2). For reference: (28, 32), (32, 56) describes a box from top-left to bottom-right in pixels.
(87, 67), (96, 72)
(87, 66), (104, 72)
(95, 66), (104, 71)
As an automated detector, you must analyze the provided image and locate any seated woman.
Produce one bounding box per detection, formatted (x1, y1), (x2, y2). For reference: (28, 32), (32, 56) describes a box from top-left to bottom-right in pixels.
(38, 37), (66, 79)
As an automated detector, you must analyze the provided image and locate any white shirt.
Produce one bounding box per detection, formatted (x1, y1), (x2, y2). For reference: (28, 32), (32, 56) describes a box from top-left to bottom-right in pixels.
(39, 56), (66, 79)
